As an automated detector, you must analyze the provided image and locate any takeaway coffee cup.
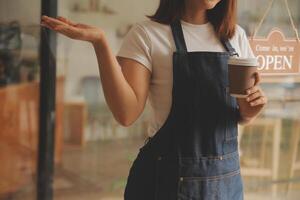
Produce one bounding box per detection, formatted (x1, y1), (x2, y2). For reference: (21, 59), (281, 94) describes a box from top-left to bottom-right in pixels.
(228, 57), (258, 98)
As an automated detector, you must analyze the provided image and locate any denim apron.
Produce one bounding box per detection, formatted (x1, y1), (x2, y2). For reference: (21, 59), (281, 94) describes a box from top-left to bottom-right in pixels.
(124, 20), (243, 200)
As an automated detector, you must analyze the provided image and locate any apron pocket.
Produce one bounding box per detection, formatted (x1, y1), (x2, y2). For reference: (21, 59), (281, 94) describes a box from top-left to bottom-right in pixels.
(177, 151), (243, 200)
(177, 169), (243, 200)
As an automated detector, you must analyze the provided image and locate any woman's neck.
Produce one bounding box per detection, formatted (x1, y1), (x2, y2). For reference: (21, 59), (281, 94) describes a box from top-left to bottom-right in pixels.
(182, 2), (208, 25)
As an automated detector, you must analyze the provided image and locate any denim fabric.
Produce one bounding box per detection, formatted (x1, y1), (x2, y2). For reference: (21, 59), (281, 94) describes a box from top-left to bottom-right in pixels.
(124, 20), (243, 200)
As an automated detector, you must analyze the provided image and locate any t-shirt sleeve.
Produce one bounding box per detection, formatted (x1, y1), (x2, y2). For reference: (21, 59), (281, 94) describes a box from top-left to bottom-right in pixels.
(237, 26), (256, 59)
(116, 23), (152, 73)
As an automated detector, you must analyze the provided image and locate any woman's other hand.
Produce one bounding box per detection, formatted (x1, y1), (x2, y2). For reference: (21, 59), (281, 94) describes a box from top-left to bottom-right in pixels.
(41, 15), (104, 44)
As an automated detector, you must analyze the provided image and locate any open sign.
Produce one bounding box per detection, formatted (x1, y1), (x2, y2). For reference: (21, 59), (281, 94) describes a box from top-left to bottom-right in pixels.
(249, 28), (300, 75)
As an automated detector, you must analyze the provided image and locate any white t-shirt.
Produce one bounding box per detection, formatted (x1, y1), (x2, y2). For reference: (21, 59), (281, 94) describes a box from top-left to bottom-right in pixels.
(117, 19), (255, 137)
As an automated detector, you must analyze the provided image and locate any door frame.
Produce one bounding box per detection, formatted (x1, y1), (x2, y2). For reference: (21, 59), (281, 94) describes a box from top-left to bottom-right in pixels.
(37, 0), (57, 200)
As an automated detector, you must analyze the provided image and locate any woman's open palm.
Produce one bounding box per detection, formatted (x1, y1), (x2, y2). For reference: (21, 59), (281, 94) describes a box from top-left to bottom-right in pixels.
(41, 16), (104, 43)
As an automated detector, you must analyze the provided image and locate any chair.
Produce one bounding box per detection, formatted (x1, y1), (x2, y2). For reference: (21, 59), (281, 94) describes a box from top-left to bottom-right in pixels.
(239, 117), (282, 198)
(286, 119), (300, 196)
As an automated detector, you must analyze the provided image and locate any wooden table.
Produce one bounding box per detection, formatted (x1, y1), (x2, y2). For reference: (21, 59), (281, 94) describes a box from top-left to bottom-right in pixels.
(0, 76), (64, 195)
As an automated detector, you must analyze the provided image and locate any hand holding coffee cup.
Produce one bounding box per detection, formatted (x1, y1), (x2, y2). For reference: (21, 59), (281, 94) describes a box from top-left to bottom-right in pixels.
(245, 73), (267, 107)
(229, 57), (268, 123)
(228, 57), (259, 98)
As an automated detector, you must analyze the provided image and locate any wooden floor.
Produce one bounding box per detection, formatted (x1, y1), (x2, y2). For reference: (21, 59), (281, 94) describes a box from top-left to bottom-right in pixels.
(3, 135), (300, 200)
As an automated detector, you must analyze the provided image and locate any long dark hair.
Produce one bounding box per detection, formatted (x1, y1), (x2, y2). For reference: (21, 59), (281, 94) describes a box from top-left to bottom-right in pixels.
(148, 0), (237, 40)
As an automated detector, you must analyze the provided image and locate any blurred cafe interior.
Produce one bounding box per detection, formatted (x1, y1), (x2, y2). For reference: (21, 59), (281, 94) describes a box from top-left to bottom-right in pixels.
(0, 0), (300, 199)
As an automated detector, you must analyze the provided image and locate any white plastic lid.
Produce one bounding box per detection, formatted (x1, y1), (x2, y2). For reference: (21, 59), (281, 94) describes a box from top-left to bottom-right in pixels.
(228, 57), (258, 67)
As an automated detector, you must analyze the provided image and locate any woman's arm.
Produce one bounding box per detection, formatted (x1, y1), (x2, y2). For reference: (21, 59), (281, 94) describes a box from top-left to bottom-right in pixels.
(93, 38), (151, 126)
(41, 16), (151, 126)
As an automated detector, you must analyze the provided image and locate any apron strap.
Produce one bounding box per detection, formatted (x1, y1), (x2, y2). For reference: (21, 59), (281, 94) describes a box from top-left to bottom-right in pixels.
(171, 20), (188, 52)
(221, 39), (240, 57)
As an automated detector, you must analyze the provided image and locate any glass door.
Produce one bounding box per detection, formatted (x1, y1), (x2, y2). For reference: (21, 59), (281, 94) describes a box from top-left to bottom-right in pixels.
(0, 0), (59, 200)
(238, 0), (300, 199)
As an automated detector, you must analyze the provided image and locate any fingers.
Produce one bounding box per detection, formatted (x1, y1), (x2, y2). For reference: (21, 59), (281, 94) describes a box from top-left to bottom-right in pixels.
(41, 15), (93, 30)
(40, 21), (80, 39)
(248, 96), (267, 106)
(246, 90), (261, 102)
(56, 16), (76, 26)
(52, 24), (67, 32)
(41, 15), (79, 36)
(41, 15), (68, 28)
(41, 21), (53, 29)
(56, 16), (91, 28)
(53, 25), (81, 39)
(244, 82), (268, 106)
(75, 23), (92, 28)
(246, 85), (260, 95)
(253, 72), (261, 86)
(245, 72), (261, 95)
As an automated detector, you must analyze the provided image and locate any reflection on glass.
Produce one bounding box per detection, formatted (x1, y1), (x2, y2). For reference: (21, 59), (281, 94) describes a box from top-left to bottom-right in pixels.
(0, 0), (41, 199)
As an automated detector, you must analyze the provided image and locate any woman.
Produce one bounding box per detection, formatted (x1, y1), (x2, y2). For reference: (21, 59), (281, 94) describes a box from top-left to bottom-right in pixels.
(41, 0), (268, 199)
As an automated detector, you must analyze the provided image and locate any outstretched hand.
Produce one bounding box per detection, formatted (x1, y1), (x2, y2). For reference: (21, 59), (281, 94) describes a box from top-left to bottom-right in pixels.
(41, 15), (104, 44)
